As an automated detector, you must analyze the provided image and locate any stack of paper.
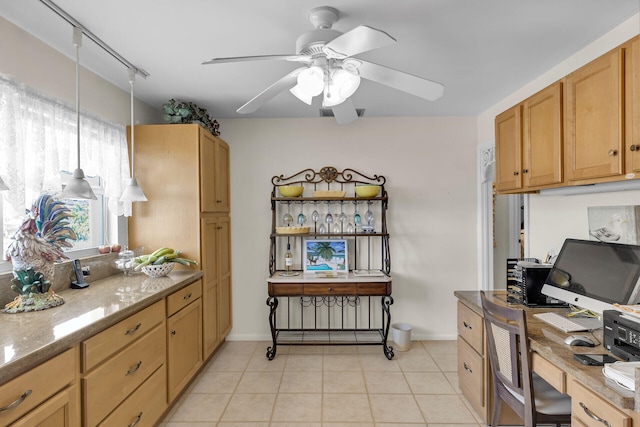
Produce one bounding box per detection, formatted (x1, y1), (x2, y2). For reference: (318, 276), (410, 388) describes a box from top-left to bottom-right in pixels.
(602, 361), (640, 391)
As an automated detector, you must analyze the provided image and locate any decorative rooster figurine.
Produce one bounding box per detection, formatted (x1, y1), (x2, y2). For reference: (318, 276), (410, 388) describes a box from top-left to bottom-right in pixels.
(4, 194), (76, 312)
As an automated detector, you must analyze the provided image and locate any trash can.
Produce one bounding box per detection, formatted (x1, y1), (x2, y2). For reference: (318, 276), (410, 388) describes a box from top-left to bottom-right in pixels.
(391, 323), (412, 351)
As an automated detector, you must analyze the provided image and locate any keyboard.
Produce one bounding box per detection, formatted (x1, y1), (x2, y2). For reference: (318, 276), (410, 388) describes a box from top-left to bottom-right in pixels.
(533, 312), (602, 333)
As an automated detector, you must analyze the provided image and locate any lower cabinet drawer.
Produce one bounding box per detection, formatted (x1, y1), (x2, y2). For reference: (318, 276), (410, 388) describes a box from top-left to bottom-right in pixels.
(532, 352), (566, 393)
(304, 283), (357, 295)
(356, 282), (390, 295)
(457, 301), (484, 354)
(0, 348), (75, 426)
(457, 337), (485, 415)
(82, 300), (164, 372)
(571, 380), (631, 427)
(9, 384), (78, 427)
(83, 324), (165, 426)
(98, 366), (167, 427)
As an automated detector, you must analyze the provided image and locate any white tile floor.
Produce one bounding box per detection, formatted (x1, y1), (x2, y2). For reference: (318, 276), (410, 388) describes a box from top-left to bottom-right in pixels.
(159, 340), (484, 426)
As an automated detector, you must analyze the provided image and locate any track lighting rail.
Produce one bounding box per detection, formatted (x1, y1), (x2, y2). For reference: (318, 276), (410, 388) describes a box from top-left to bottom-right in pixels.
(39, 0), (150, 78)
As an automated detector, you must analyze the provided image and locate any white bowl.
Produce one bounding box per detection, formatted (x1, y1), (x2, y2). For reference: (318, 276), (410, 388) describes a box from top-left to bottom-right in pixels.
(142, 262), (175, 278)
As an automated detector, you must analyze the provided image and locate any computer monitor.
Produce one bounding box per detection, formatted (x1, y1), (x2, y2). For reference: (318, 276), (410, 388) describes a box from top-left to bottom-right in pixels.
(541, 238), (640, 317)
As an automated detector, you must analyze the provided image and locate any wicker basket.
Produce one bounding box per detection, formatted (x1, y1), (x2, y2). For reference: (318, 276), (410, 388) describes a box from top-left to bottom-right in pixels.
(141, 262), (175, 278)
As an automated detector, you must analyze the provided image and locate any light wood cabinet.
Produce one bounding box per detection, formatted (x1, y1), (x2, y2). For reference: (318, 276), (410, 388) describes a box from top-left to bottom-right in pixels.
(625, 37), (640, 175)
(129, 124), (232, 361)
(495, 82), (563, 194)
(167, 281), (203, 402)
(571, 379), (631, 427)
(10, 385), (78, 427)
(456, 300), (521, 424)
(495, 105), (522, 192)
(564, 48), (623, 183)
(82, 323), (165, 426)
(522, 81), (563, 188)
(97, 366), (166, 427)
(81, 300), (164, 372)
(201, 216), (232, 359)
(0, 348), (77, 427)
(200, 129), (230, 213)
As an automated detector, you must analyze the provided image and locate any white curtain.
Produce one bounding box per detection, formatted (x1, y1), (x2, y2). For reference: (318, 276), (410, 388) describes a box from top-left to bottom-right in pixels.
(0, 75), (132, 242)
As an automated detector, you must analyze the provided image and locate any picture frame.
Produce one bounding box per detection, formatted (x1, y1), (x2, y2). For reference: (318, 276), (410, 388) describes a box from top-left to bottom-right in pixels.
(303, 239), (348, 273)
(587, 205), (640, 245)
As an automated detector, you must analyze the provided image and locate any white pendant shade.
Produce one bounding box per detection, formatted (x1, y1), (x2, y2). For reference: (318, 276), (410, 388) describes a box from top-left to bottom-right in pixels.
(62, 27), (97, 200)
(61, 168), (97, 200)
(120, 68), (147, 203)
(120, 177), (148, 202)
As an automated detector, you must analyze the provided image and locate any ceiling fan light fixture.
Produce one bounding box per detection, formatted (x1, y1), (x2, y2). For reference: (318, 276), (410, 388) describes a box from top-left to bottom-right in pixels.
(290, 85), (314, 105)
(297, 66), (324, 96)
(332, 68), (360, 99)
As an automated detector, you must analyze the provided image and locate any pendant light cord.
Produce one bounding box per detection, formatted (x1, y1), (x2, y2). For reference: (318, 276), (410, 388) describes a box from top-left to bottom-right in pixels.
(73, 26), (82, 171)
(129, 69), (136, 179)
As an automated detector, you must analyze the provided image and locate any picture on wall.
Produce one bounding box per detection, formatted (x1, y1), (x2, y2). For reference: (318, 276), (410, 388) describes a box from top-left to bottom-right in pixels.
(303, 239), (348, 273)
(587, 205), (640, 244)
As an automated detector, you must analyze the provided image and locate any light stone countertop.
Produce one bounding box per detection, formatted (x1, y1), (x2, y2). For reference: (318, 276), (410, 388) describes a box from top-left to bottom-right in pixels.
(0, 269), (203, 384)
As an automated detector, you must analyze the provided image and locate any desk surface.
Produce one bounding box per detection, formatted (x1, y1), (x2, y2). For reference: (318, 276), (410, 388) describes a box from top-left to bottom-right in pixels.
(455, 290), (635, 410)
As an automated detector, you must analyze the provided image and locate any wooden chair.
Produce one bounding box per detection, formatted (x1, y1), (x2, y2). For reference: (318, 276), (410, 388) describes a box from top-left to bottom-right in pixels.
(480, 291), (571, 427)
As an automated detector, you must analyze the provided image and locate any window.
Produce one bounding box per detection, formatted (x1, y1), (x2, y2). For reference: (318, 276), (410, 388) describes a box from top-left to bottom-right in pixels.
(0, 75), (131, 272)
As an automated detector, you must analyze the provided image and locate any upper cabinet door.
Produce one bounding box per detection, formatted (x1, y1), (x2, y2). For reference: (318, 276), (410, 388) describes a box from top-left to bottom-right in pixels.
(200, 130), (217, 212)
(522, 81), (563, 188)
(564, 48), (623, 182)
(495, 105), (522, 193)
(625, 37), (640, 175)
(200, 129), (230, 213)
(215, 140), (230, 212)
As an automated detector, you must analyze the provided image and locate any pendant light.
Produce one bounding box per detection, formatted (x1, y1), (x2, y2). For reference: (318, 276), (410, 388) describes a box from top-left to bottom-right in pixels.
(61, 27), (97, 200)
(120, 68), (148, 202)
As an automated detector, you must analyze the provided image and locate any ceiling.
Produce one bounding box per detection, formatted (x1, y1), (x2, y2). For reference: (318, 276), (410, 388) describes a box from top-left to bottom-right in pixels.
(1, 0), (639, 121)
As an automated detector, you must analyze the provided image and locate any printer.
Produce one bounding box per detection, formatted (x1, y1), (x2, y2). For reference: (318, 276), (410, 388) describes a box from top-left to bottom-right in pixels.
(603, 310), (640, 361)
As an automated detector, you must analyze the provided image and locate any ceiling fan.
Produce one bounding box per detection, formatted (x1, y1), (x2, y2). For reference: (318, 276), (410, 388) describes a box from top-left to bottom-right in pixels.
(203, 6), (444, 124)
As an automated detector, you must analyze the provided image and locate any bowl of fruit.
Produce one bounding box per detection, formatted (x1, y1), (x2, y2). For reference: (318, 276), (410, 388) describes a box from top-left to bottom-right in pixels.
(134, 247), (198, 278)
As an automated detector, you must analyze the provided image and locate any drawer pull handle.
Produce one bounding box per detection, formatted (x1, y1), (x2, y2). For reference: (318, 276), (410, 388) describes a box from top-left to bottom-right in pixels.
(579, 402), (611, 427)
(328, 287), (333, 292)
(0, 389), (32, 412)
(171, 330), (177, 335)
(126, 361), (143, 376)
(463, 362), (473, 374)
(183, 292), (192, 300)
(124, 323), (142, 335)
(463, 321), (472, 330)
(608, 149), (618, 156)
(128, 411), (143, 427)
(631, 145), (640, 152)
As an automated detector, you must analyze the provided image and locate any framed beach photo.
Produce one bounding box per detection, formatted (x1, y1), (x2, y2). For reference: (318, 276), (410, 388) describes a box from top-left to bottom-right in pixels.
(303, 239), (348, 273)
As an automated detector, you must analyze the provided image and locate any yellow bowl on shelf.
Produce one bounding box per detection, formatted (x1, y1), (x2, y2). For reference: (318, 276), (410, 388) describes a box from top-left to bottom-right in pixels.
(354, 185), (380, 198)
(278, 185), (304, 197)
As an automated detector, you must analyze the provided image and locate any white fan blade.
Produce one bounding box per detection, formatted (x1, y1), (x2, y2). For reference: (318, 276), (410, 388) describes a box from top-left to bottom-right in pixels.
(203, 54), (311, 65)
(323, 26), (396, 59)
(357, 60), (444, 101)
(237, 68), (304, 114)
(331, 98), (358, 125)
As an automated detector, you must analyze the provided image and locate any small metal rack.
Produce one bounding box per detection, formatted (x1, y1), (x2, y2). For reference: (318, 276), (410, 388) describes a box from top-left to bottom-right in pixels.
(266, 166), (393, 359)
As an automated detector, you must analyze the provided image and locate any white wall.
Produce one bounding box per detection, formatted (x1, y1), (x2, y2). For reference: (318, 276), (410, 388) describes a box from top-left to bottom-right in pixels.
(223, 116), (477, 341)
(0, 16), (158, 125)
